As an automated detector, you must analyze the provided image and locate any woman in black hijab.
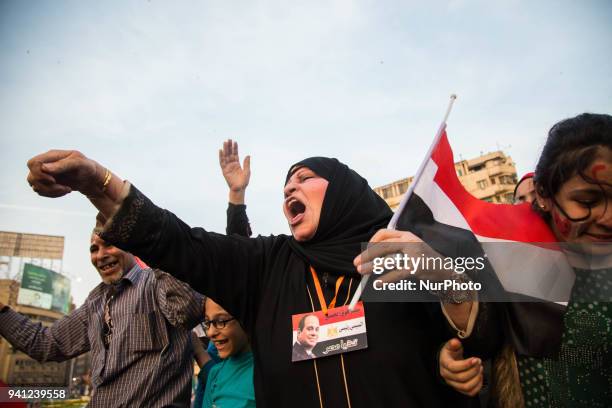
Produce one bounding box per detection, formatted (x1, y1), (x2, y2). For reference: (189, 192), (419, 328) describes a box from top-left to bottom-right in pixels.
(26, 151), (491, 407)
(284, 157), (392, 273)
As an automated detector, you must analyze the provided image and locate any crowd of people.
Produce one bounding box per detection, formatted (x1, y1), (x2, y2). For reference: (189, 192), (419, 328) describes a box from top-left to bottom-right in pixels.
(0, 112), (610, 407)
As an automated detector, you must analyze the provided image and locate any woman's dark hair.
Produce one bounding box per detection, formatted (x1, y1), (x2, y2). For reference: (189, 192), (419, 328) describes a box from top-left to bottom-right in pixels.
(534, 113), (612, 221)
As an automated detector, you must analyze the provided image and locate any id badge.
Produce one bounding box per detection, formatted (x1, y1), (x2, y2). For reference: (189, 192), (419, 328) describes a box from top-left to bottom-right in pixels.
(291, 301), (368, 362)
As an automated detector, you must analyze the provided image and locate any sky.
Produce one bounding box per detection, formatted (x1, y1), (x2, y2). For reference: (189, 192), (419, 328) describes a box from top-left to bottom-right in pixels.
(1, 0), (611, 306)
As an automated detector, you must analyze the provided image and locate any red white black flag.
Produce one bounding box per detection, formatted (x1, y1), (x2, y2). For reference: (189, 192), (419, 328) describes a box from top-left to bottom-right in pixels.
(388, 122), (573, 356)
(390, 125), (574, 304)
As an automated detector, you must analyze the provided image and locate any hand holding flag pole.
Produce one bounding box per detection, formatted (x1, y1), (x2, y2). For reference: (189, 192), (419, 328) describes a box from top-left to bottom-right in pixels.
(349, 95), (458, 311)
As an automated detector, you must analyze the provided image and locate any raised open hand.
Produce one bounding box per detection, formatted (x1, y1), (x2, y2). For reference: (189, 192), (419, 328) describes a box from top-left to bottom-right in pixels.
(218, 139), (251, 193)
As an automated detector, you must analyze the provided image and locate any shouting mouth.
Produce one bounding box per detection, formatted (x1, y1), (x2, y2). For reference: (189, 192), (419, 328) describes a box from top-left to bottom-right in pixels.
(285, 197), (306, 226)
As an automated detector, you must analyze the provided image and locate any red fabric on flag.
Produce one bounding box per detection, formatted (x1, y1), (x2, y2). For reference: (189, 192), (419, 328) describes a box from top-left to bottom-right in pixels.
(391, 124), (569, 357)
(431, 130), (557, 243)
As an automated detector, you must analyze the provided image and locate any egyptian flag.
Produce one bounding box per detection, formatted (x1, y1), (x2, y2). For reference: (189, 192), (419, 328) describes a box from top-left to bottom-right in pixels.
(390, 122), (574, 357)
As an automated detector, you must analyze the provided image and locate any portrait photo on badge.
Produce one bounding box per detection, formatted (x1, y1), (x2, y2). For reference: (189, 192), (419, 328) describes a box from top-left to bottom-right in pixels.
(291, 301), (368, 362)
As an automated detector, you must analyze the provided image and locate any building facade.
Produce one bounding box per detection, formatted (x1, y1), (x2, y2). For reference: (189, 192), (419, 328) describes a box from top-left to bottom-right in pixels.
(374, 150), (518, 210)
(0, 231), (64, 280)
(0, 284), (70, 386)
(0, 231), (90, 388)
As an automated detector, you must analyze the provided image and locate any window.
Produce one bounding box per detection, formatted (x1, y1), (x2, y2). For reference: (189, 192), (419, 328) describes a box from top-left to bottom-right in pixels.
(457, 169), (463, 177)
(471, 164), (485, 172)
(490, 177), (496, 185)
(499, 175), (515, 185)
(397, 182), (409, 194)
(477, 180), (488, 189)
(382, 187), (392, 199)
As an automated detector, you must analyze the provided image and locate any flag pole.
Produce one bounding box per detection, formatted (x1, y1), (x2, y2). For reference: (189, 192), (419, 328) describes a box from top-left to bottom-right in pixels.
(348, 94), (458, 311)
(389, 94), (456, 229)
(442, 94), (457, 124)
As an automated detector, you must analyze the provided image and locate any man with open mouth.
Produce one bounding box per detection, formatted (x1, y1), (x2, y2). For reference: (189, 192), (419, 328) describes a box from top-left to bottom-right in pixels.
(0, 225), (204, 407)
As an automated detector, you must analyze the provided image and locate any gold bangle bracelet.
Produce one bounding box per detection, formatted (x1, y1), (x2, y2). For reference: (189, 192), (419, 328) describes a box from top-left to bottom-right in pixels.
(101, 168), (112, 192)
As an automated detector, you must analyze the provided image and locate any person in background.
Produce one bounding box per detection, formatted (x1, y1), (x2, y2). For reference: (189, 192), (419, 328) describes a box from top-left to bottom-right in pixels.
(0, 228), (203, 407)
(201, 296), (255, 408)
(513, 172), (536, 204)
(220, 139), (252, 237)
(192, 329), (221, 408)
(193, 139), (255, 407)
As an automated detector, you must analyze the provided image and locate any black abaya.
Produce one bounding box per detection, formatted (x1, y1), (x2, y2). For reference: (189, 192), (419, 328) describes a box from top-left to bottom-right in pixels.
(101, 158), (496, 407)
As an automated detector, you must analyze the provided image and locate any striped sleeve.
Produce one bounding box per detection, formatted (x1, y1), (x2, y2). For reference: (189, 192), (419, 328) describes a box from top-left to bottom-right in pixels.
(0, 304), (90, 362)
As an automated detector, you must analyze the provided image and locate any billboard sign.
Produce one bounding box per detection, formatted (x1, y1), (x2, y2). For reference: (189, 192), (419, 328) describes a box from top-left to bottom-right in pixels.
(17, 263), (71, 314)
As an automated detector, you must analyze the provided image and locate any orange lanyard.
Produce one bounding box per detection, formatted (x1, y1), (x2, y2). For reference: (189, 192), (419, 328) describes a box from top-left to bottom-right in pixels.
(309, 266), (344, 316)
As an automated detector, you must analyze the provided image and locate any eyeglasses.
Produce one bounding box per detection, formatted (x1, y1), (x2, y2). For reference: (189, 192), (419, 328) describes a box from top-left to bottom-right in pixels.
(202, 317), (236, 332)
